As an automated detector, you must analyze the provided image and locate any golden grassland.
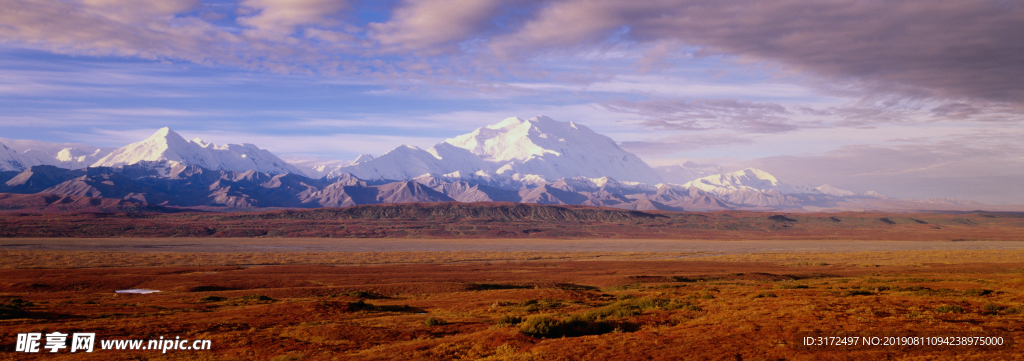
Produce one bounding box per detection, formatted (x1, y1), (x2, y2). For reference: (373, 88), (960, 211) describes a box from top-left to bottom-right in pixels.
(1, 255), (1023, 360)
(0, 250), (709, 269)
(5, 248), (1024, 269)
(3, 206), (1024, 359)
(689, 249), (1024, 266)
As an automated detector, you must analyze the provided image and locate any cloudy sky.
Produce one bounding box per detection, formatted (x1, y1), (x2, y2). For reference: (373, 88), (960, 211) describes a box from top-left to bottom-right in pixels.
(1, 0), (1022, 203)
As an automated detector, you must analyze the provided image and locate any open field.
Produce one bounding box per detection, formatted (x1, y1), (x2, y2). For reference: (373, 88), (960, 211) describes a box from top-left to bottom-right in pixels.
(3, 205), (1023, 359)
(2, 249), (1024, 360)
(4, 246), (1024, 269)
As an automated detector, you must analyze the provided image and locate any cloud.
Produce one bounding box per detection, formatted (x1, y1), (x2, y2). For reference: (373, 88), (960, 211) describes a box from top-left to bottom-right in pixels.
(1, 0), (1020, 107)
(81, 0), (201, 17)
(238, 0), (350, 38)
(602, 98), (800, 133)
(368, 0), (508, 53)
(746, 132), (1024, 204)
(620, 133), (753, 157)
(490, 0), (1024, 104)
(599, 93), (1024, 137)
(0, 0), (240, 64)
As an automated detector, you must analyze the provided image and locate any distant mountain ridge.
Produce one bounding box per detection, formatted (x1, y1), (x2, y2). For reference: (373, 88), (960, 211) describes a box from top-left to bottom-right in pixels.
(0, 116), (997, 212)
(0, 161), (999, 212)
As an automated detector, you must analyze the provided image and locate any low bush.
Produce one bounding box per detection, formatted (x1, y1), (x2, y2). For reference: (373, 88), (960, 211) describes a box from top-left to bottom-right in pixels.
(773, 284), (809, 290)
(519, 315), (613, 338)
(518, 297), (694, 338)
(936, 304), (964, 313)
(519, 299), (563, 312)
(239, 295), (274, 302)
(346, 291), (376, 298)
(0, 298), (32, 319)
(424, 317), (446, 327)
(963, 289), (993, 297)
(497, 315), (521, 326)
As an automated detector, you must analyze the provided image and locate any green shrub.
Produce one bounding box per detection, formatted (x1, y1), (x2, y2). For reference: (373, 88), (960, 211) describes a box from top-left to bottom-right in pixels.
(424, 317), (446, 327)
(346, 291), (375, 298)
(0, 298), (32, 319)
(519, 315), (612, 338)
(791, 261), (829, 267)
(963, 289), (993, 297)
(239, 295), (274, 302)
(349, 300), (372, 311)
(519, 316), (560, 337)
(519, 297), (688, 338)
(936, 304), (965, 313)
(519, 299), (563, 312)
(982, 303), (1002, 312)
(497, 315), (521, 326)
(750, 292), (777, 299)
(774, 284), (809, 290)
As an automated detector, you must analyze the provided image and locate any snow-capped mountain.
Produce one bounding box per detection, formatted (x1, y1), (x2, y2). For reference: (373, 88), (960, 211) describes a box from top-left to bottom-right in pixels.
(673, 168), (825, 208)
(682, 168), (821, 196)
(92, 127), (303, 175)
(0, 141), (27, 172)
(324, 143), (492, 181)
(323, 116), (662, 185)
(445, 116), (663, 184)
(285, 158), (353, 179)
(21, 148), (107, 169)
(816, 184), (856, 197)
(0, 138), (115, 170)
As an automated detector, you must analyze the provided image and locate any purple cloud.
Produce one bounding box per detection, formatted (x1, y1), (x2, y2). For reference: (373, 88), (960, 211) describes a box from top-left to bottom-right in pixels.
(1, 0), (1020, 107)
(748, 132), (1024, 204)
(490, 0), (1024, 104)
(602, 98), (800, 133)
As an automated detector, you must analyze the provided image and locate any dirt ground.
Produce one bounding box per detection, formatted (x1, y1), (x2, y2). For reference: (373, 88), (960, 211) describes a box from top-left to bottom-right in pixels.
(1, 251), (1022, 360)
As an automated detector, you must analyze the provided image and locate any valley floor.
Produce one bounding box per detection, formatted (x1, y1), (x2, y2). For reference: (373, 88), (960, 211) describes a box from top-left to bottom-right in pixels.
(1, 243), (1023, 360)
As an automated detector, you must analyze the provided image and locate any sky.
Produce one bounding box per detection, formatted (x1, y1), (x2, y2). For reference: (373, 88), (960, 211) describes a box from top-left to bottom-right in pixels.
(0, 0), (1022, 204)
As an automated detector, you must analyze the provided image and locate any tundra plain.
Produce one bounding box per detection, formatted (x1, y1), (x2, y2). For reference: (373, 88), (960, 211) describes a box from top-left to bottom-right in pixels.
(1, 205), (1023, 360)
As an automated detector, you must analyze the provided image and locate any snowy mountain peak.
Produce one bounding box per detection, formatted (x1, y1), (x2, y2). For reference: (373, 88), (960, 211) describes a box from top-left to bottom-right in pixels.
(683, 168), (819, 195)
(192, 138), (213, 148)
(152, 126), (173, 137)
(91, 127), (302, 175)
(816, 184), (856, 197)
(0, 141), (27, 171)
(55, 148), (96, 162)
(736, 168), (779, 184)
(441, 115), (662, 184)
(145, 127), (191, 149)
(353, 154), (374, 163)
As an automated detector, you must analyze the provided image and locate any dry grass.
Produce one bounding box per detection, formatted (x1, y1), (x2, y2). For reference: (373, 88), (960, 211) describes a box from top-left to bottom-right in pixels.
(0, 250), (708, 269)
(6, 248), (1024, 269)
(3, 259), (1021, 360)
(686, 249), (1024, 266)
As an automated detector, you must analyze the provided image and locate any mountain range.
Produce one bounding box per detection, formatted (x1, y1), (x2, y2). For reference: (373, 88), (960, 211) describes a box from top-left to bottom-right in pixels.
(0, 116), (997, 212)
